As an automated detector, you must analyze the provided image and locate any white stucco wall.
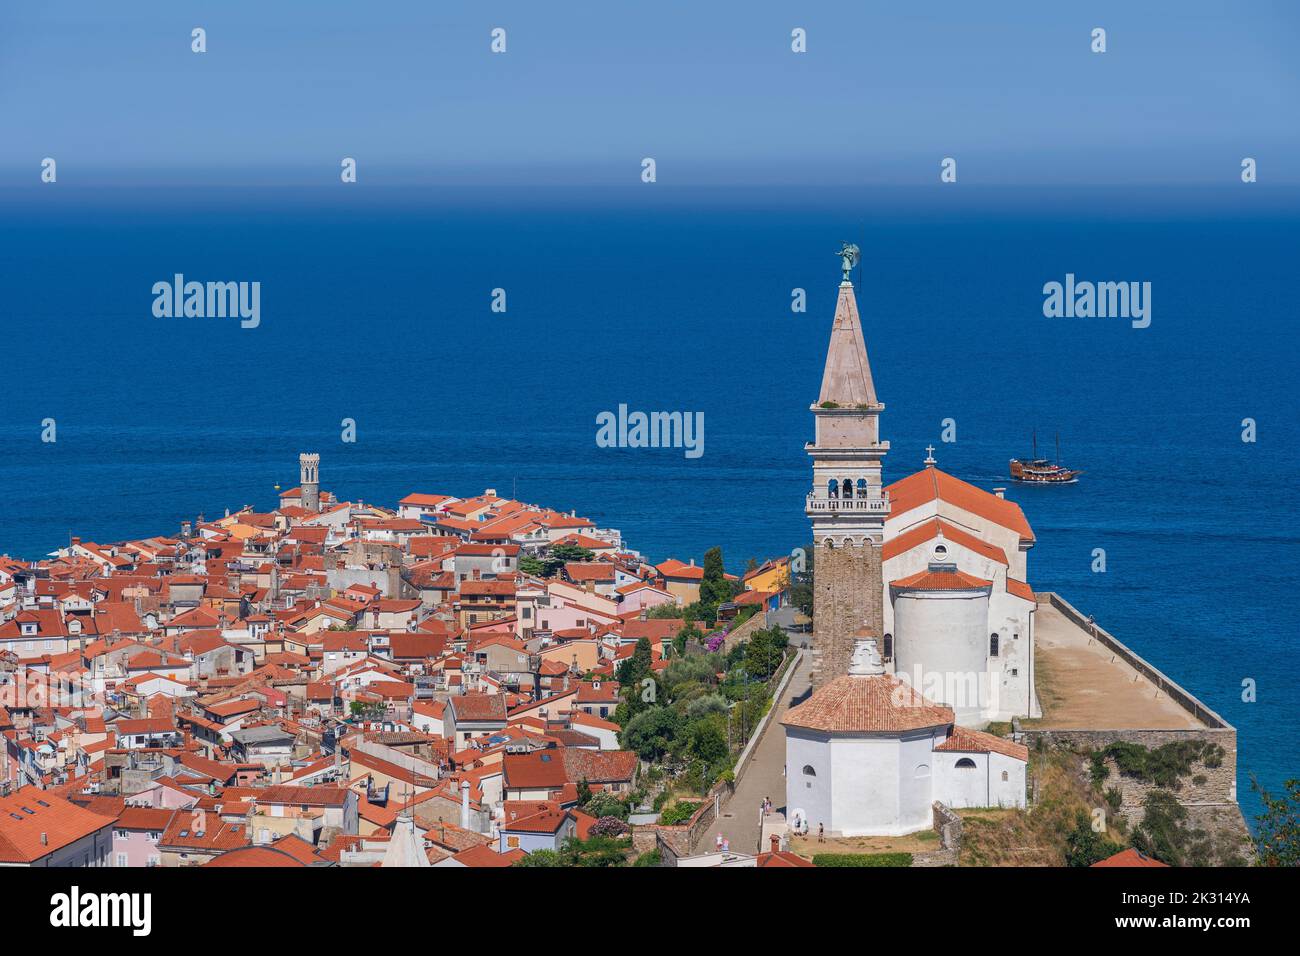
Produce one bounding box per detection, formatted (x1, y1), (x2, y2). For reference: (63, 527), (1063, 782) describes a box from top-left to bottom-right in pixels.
(785, 726), (945, 837)
(933, 750), (1026, 809)
(893, 588), (990, 725)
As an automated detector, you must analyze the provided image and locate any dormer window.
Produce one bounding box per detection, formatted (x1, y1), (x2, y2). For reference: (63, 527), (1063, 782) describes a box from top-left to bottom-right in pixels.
(20, 622), (37, 636)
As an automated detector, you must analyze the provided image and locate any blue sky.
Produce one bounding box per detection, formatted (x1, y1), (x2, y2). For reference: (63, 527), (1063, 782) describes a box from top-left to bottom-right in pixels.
(0, 1), (1296, 186)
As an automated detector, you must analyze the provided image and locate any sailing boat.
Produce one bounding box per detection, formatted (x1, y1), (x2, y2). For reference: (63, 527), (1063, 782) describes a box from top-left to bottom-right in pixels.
(1009, 430), (1082, 484)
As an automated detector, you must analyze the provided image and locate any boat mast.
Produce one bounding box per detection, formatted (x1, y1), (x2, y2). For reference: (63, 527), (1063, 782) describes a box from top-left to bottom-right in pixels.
(1055, 432), (1060, 466)
(1032, 428), (1037, 460)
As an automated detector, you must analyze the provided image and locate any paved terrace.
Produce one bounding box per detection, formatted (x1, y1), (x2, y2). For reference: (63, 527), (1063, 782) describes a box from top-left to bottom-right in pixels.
(1031, 599), (1205, 730)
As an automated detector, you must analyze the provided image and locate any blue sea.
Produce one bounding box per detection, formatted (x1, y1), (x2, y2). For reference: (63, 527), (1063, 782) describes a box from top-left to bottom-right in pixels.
(2, 184), (1296, 825)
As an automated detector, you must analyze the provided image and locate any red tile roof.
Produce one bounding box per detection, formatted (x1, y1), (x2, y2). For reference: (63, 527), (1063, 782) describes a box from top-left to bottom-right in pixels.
(882, 517), (1010, 566)
(1006, 578), (1036, 603)
(1091, 847), (1168, 868)
(933, 726), (1029, 761)
(452, 844), (525, 867)
(451, 693), (508, 723)
(782, 674), (953, 734)
(202, 845), (307, 867)
(502, 750), (568, 790)
(0, 792), (116, 863)
(890, 569), (992, 592)
(886, 467), (1035, 543)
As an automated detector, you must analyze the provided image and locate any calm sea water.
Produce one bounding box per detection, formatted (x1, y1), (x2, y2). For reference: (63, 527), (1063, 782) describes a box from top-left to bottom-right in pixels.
(2, 184), (1296, 824)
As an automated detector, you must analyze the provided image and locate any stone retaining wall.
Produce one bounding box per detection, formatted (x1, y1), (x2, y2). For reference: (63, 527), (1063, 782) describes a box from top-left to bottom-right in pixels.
(1018, 727), (1238, 806)
(646, 779), (733, 865)
(912, 802), (961, 867)
(720, 609), (768, 655)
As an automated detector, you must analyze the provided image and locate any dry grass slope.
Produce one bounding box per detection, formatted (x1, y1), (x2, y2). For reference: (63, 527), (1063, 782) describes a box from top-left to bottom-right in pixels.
(959, 746), (1120, 867)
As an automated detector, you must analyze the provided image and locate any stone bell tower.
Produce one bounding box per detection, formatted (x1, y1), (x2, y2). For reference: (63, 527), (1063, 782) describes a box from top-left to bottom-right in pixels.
(806, 244), (890, 690)
(299, 453), (321, 512)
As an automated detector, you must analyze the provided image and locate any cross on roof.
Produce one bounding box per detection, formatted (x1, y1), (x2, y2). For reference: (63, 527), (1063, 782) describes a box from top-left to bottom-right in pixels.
(924, 445), (937, 466)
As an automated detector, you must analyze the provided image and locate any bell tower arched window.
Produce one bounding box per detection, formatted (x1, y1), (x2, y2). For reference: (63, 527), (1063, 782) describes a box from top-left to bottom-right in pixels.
(856, 478), (868, 498)
(827, 479), (838, 498)
(841, 478), (853, 499)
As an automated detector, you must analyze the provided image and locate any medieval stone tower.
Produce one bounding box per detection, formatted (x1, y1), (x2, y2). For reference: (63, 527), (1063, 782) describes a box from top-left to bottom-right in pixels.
(299, 452), (321, 512)
(806, 248), (890, 690)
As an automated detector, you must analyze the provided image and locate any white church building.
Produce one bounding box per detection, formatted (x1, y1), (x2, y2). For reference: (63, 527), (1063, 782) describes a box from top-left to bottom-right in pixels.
(881, 456), (1042, 724)
(784, 640), (1027, 837)
(785, 246), (1033, 837)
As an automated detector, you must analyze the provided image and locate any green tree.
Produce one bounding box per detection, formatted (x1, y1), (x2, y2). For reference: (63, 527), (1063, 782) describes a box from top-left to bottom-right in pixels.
(646, 603), (685, 619)
(560, 835), (630, 867)
(551, 542), (596, 564)
(743, 629), (781, 680)
(348, 700), (386, 722)
(1132, 789), (1213, 866)
(622, 706), (682, 762)
(584, 792), (630, 821)
(686, 717), (728, 766)
(1252, 777), (1300, 866)
(1064, 811), (1124, 867)
(513, 849), (565, 867)
(673, 623), (702, 655)
(699, 546), (730, 608)
(616, 637), (654, 687)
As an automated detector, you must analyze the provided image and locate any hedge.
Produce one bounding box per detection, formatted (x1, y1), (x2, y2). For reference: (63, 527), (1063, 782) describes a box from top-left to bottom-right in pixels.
(811, 852), (913, 868)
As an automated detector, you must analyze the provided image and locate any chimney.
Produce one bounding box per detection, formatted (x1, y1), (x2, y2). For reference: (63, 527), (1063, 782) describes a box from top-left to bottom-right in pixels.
(639, 609), (648, 622)
(40, 832), (48, 846)
(460, 782), (471, 830)
(993, 487), (1007, 499)
(770, 834), (780, 854)
(689, 558), (695, 567)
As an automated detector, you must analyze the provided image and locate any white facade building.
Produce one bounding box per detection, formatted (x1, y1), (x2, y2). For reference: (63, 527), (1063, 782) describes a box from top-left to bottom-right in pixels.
(783, 640), (1027, 838)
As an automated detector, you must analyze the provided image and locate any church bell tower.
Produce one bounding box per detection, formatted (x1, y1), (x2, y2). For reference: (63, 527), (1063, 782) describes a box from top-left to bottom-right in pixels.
(299, 452), (321, 512)
(806, 244), (890, 689)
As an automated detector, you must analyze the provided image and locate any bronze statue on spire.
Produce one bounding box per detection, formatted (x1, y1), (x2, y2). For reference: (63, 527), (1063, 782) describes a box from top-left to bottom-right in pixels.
(838, 242), (860, 283)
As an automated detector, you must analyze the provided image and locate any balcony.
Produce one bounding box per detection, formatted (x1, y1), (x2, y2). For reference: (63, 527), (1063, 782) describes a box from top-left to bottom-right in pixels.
(805, 492), (889, 515)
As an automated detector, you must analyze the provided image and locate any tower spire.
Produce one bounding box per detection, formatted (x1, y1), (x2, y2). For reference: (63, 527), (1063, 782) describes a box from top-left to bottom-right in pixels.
(805, 244), (891, 690)
(817, 266), (878, 408)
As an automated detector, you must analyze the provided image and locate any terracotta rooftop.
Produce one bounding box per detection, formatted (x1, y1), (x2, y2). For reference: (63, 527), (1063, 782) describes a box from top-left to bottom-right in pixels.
(890, 569), (992, 592)
(933, 725), (1029, 761)
(0, 792), (116, 863)
(782, 674), (953, 734)
(886, 467), (1035, 543)
(882, 517), (1010, 566)
(1091, 847), (1169, 868)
